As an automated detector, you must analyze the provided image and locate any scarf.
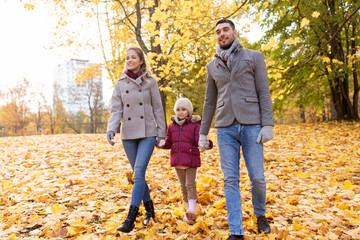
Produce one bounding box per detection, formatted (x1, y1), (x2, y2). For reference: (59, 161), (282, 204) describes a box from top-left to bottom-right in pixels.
(125, 69), (142, 80)
(174, 117), (187, 126)
(216, 38), (242, 71)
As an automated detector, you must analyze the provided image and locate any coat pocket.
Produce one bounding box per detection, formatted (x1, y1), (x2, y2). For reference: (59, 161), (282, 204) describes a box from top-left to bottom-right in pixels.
(245, 96), (259, 103)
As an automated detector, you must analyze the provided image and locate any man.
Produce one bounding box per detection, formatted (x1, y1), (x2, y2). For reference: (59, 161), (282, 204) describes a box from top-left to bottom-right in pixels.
(199, 19), (274, 240)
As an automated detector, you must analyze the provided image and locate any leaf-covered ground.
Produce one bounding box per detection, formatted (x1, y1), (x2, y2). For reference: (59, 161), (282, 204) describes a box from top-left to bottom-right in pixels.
(0, 122), (359, 240)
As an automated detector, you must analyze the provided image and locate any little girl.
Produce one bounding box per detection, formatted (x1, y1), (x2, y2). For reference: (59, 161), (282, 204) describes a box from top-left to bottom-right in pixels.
(158, 98), (213, 224)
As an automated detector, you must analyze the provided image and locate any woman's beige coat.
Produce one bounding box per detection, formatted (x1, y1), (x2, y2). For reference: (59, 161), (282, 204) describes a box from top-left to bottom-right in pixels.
(107, 74), (166, 140)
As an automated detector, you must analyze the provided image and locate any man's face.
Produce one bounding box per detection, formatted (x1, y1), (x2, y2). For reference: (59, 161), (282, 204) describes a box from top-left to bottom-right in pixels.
(215, 23), (237, 49)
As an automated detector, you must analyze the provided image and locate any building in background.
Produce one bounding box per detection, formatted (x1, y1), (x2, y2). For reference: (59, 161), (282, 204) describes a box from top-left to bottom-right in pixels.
(54, 58), (104, 115)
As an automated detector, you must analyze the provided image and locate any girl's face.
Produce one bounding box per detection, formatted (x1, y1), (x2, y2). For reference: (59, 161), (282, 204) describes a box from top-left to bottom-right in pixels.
(175, 107), (189, 120)
(126, 50), (143, 73)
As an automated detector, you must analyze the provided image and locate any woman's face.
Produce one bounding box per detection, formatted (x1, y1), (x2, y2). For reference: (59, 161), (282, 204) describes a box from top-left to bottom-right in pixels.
(126, 50), (143, 73)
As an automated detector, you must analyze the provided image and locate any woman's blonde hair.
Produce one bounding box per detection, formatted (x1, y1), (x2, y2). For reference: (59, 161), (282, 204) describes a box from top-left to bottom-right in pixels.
(124, 47), (152, 82)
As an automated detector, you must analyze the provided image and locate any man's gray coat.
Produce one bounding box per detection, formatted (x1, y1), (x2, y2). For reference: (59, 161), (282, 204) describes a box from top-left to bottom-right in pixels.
(200, 47), (274, 136)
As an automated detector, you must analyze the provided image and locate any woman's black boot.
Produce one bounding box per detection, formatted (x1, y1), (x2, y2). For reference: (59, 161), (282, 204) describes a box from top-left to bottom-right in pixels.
(117, 205), (139, 233)
(143, 200), (155, 226)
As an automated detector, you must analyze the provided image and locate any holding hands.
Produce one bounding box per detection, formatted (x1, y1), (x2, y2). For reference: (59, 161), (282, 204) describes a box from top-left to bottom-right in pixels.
(156, 137), (165, 148)
(198, 134), (211, 151)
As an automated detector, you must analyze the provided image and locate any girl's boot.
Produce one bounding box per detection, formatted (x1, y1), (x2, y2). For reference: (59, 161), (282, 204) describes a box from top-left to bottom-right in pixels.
(186, 199), (197, 224)
(143, 200), (155, 226)
(183, 201), (189, 223)
(117, 205), (139, 233)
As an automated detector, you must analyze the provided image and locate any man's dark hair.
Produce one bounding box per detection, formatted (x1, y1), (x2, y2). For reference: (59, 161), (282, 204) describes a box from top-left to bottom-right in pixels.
(215, 19), (236, 30)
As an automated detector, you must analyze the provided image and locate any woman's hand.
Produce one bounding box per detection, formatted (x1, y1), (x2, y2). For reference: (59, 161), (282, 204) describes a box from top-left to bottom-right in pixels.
(106, 131), (115, 146)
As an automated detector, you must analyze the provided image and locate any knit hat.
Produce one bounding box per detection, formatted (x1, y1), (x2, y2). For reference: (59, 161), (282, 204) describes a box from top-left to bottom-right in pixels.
(174, 98), (193, 115)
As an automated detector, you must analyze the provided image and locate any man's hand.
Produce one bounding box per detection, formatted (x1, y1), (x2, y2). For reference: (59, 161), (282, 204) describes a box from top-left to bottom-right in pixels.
(256, 126), (274, 144)
(198, 134), (210, 151)
(107, 131), (115, 146)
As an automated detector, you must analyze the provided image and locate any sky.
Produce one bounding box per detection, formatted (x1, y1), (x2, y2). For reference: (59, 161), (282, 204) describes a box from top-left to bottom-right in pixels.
(0, 1), (58, 101)
(0, 0), (112, 108)
(0, 1), (263, 110)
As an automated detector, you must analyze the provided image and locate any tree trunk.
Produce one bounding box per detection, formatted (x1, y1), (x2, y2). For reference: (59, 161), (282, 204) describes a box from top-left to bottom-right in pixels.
(326, 0), (357, 120)
(300, 105), (306, 123)
(351, 22), (359, 120)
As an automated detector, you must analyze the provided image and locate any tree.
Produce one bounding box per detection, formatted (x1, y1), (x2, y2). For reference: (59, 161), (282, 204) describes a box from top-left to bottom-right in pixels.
(95, 0), (250, 117)
(53, 97), (83, 134)
(0, 78), (32, 135)
(76, 64), (105, 133)
(253, 0), (360, 120)
(46, 102), (57, 134)
(27, 0), (251, 119)
(31, 86), (47, 134)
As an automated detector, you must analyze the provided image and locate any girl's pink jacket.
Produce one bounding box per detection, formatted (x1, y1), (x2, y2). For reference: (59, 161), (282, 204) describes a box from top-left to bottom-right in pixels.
(162, 115), (213, 167)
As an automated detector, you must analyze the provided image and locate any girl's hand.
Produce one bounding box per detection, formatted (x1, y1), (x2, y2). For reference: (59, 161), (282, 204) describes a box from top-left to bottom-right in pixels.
(157, 139), (165, 148)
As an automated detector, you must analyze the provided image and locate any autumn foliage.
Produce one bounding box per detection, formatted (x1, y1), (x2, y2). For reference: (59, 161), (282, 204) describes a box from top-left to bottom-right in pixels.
(1, 122), (359, 239)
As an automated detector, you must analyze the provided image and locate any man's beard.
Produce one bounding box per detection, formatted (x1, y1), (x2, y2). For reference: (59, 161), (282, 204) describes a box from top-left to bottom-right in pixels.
(220, 40), (234, 50)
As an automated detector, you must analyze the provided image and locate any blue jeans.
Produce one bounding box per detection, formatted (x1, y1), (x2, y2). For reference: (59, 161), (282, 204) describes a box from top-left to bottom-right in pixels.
(122, 137), (156, 207)
(217, 124), (266, 235)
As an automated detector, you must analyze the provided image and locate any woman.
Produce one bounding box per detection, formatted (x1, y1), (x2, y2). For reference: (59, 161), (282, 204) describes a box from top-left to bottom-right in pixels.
(106, 47), (166, 233)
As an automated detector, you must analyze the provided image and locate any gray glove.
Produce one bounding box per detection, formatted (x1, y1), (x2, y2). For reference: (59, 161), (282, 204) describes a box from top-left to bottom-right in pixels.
(256, 126), (274, 144)
(198, 134), (210, 151)
(107, 131), (115, 146)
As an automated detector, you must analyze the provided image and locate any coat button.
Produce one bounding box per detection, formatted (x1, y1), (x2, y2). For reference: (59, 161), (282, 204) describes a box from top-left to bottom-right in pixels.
(139, 89), (142, 92)
(139, 102), (143, 105)
(127, 82), (129, 84)
(127, 104), (130, 107)
(126, 90), (129, 93)
(140, 116), (144, 119)
(128, 117), (131, 121)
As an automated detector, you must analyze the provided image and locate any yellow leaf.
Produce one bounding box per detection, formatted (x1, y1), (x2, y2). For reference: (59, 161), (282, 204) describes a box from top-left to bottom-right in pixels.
(300, 18), (310, 28)
(24, 3), (35, 11)
(172, 208), (184, 218)
(85, 12), (92, 18)
(92, 0), (100, 4)
(176, 221), (189, 233)
(213, 199), (226, 209)
(51, 203), (65, 214)
(2, 180), (13, 190)
(322, 57), (331, 63)
(342, 180), (355, 191)
(348, 217), (360, 225)
(66, 226), (77, 236)
(69, 218), (88, 228)
(261, 37), (279, 51)
(293, 222), (302, 231)
(285, 37), (301, 45)
(213, 229), (229, 238)
(104, 221), (118, 234)
(312, 11), (320, 18)
(41, 226), (51, 236)
(7, 234), (16, 240)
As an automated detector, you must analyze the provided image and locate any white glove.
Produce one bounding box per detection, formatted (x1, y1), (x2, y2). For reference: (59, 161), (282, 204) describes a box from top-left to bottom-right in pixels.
(156, 137), (165, 148)
(157, 139), (165, 148)
(198, 134), (210, 151)
(256, 126), (274, 144)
